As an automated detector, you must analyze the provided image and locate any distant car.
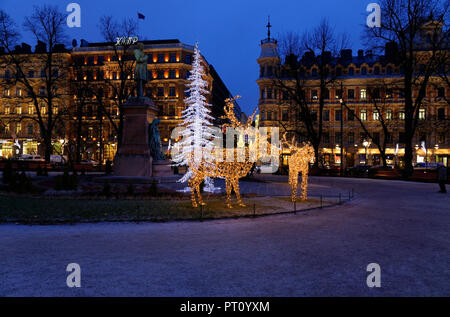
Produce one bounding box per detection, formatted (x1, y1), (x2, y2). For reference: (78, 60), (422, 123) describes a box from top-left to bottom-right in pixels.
(50, 155), (67, 165)
(414, 162), (441, 170)
(80, 159), (98, 167)
(349, 165), (372, 177)
(17, 154), (44, 161)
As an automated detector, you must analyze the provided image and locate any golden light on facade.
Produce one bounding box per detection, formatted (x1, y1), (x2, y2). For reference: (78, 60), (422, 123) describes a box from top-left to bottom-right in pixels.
(282, 134), (315, 202)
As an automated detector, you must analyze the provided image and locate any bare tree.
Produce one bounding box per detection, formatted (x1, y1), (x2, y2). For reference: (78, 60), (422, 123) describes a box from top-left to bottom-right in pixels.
(97, 16), (139, 146)
(365, 0), (450, 176)
(272, 19), (350, 166)
(0, 6), (69, 162)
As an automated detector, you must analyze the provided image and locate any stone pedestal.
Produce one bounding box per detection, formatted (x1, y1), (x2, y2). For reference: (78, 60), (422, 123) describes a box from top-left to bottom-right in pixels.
(152, 160), (173, 177)
(113, 97), (159, 177)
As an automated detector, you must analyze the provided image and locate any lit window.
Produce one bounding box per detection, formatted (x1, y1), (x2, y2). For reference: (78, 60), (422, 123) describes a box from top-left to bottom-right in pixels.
(360, 89), (367, 99)
(16, 106), (22, 114)
(27, 124), (33, 135)
(360, 109), (367, 121)
(53, 106), (58, 115)
(386, 109), (393, 120)
(28, 105), (34, 114)
(15, 123), (21, 134)
(5, 106), (10, 114)
(169, 87), (176, 97)
(419, 108), (426, 120)
(373, 110), (379, 121)
(399, 111), (405, 120)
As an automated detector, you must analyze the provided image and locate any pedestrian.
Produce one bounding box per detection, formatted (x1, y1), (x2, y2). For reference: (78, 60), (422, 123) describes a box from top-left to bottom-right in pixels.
(437, 164), (447, 193)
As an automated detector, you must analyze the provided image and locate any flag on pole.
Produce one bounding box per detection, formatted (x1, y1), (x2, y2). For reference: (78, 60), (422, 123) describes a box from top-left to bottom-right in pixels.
(138, 13), (145, 20)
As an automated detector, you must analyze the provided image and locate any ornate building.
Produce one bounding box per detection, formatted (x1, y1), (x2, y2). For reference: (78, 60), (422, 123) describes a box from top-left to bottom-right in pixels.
(0, 39), (241, 162)
(257, 22), (449, 168)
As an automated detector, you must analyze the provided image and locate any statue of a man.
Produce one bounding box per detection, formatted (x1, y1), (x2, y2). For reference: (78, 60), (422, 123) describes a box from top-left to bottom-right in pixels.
(148, 119), (165, 161)
(134, 42), (148, 98)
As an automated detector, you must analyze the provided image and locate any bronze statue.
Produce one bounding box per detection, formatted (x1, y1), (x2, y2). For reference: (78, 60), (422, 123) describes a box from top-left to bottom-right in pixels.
(148, 119), (165, 161)
(134, 42), (148, 98)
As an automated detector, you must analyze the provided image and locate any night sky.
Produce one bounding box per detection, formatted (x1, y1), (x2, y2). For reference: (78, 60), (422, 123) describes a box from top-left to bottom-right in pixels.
(1, 0), (374, 115)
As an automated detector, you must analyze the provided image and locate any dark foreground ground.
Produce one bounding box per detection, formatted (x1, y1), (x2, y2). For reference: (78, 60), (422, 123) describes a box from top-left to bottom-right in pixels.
(0, 177), (449, 296)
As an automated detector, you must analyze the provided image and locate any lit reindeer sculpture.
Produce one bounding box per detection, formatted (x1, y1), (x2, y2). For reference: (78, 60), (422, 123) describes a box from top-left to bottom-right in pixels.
(282, 134), (315, 202)
(188, 96), (261, 208)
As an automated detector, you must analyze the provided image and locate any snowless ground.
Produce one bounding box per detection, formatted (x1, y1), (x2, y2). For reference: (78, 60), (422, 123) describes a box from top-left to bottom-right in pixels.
(0, 177), (449, 296)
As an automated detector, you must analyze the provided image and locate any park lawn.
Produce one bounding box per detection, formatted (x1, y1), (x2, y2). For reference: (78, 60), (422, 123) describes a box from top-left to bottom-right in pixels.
(0, 194), (286, 224)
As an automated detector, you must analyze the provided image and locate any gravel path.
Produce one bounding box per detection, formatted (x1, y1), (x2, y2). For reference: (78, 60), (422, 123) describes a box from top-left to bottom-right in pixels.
(1, 177), (449, 296)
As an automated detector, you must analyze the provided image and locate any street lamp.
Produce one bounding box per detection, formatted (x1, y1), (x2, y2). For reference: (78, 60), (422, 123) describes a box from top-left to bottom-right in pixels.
(363, 139), (371, 165)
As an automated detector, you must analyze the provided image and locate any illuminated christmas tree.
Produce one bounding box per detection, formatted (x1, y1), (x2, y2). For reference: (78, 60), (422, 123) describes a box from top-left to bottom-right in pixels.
(173, 42), (217, 185)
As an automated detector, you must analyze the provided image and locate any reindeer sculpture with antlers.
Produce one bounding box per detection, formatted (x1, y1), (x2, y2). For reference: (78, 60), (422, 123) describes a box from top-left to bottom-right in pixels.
(282, 134), (315, 202)
(187, 96), (261, 208)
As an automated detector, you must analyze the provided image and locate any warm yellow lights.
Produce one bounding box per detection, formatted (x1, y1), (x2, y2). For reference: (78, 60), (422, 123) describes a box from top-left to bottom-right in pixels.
(186, 96), (260, 208)
(282, 134), (315, 201)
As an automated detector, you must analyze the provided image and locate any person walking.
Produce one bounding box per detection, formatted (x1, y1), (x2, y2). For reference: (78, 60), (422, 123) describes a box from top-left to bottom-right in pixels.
(437, 164), (447, 193)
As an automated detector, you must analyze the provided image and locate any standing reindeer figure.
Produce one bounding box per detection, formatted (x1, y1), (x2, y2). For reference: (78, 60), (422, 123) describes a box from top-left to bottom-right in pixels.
(282, 134), (315, 201)
(187, 96), (262, 208)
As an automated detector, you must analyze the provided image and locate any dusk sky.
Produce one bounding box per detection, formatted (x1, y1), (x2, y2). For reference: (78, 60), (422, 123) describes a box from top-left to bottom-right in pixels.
(1, 0), (374, 115)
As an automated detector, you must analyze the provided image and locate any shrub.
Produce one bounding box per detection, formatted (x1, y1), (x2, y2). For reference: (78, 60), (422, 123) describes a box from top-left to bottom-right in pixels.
(54, 170), (78, 191)
(102, 182), (111, 197)
(105, 160), (112, 175)
(126, 183), (135, 196)
(2, 160), (13, 184)
(148, 180), (158, 196)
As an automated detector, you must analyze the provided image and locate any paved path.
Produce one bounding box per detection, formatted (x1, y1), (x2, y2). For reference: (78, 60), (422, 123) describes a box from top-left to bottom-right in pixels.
(1, 177), (449, 296)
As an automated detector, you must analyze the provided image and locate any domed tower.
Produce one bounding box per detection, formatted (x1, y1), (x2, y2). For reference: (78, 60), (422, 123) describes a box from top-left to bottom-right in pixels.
(257, 17), (281, 128)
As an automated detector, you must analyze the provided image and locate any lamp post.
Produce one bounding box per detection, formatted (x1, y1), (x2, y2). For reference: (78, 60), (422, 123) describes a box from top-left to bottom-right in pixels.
(363, 139), (370, 165)
(339, 82), (345, 176)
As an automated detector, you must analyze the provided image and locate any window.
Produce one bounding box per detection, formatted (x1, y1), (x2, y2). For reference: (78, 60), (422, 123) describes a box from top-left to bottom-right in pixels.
(169, 53), (177, 63)
(16, 87), (22, 97)
(335, 132), (342, 144)
(27, 124), (33, 135)
(348, 67), (354, 76)
(169, 87), (176, 97)
(157, 70), (164, 79)
(336, 67), (342, 76)
(15, 123), (21, 134)
(361, 67), (367, 75)
(348, 89), (355, 99)
(169, 70), (176, 79)
(267, 66), (273, 76)
(386, 109), (393, 120)
(273, 111), (278, 121)
(267, 88), (273, 99)
(157, 54), (164, 63)
(4, 70), (11, 78)
(28, 105), (34, 114)
(360, 88), (367, 99)
(323, 110), (330, 121)
(157, 87), (164, 97)
(322, 132), (330, 144)
(5, 106), (10, 114)
(372, 88), (380, 99)
(260, 66), (264, 77)
(185, 55), (192, 64)
(261, 89), (265, 99)
(437, 108), (445, 120)
(374, 66), (380, 75)
(311, 68), (318, 77)
(437, 87), (445, 98)
(3, 89), (10, 97)
(282, 90), (288, 100)
(324, 88), (330, 99)
(348, 132), (354, 145)
(373, 109), (380, 121)
(399, 110), (405, 120)
(5, 123), (10, 133)
(311, 89), (318, 100)
(267, 111), (272, 121)
(386, 89), (393, 98)
(28, 70), (34, 78)
(335, 109), (342, 121)
(282, 110), (289, 121)
(348, 109), (354, 121)
(386, 66), (393, 74)
(438, 133), (445, 144)
(16, 106), (22, 114)
(260, 111), (265, 121)
(53, 106), (58, 115)
(419, 108), (426, 120)
(360, 109), (367, 121)
(373, 132), (380, 144)
(335, 89), (342, 99)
